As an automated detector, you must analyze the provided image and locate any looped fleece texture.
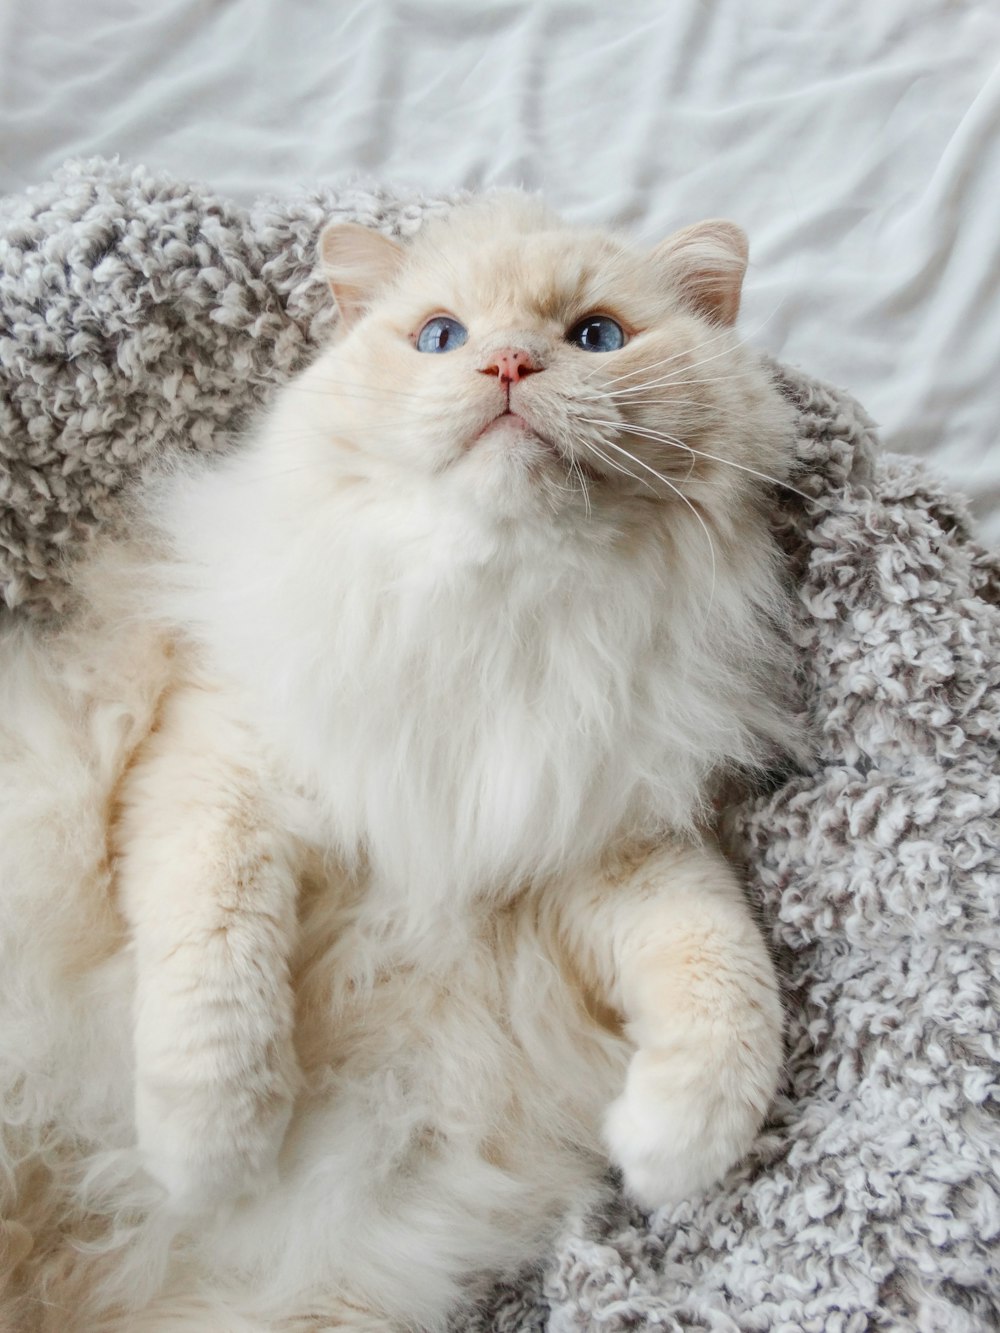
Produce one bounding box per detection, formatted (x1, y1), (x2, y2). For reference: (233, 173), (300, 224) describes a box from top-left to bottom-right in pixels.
(1, 160), (998, 1330)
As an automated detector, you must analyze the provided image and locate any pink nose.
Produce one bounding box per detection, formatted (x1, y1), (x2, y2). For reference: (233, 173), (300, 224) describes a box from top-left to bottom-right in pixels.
(480, 348), (541, 385)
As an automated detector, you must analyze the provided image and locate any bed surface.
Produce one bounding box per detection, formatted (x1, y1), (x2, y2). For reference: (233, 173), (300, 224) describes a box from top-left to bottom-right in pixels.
(2, 0), (999, 541)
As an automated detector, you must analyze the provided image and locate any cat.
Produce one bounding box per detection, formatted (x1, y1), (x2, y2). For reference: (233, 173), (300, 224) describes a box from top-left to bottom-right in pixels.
(0, 192), (801, 1331)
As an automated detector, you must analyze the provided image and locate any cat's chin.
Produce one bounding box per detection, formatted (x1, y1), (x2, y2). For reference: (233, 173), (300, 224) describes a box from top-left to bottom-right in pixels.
(464, 416), (578, 516)
(472, 411), (571, 475)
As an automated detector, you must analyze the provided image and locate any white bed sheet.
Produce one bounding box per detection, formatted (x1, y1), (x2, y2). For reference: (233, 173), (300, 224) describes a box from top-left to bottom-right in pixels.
(2, 0), (998, 539)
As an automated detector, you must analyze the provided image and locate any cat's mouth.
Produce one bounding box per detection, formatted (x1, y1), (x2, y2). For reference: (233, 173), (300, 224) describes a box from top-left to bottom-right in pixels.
(474, 409), (557, 458)
(476, 410), (570, 462)
(476, 409), (533, 440)
(475, 410), (603, 484)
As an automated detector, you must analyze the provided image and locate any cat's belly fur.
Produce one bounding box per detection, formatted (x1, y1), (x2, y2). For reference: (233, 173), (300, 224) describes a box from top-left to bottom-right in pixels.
(202, 896), (629, 1323)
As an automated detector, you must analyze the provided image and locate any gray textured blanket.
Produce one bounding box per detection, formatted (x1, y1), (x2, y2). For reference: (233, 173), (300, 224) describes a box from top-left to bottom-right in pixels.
(2, 161), (998, 1331)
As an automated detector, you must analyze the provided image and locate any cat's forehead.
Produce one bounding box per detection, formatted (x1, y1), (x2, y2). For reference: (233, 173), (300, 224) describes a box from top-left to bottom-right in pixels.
(402, 208), (640, 323)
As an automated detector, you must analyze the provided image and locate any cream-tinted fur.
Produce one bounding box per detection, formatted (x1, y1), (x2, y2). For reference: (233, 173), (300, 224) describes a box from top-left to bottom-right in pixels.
(0, 194), (798, 1330)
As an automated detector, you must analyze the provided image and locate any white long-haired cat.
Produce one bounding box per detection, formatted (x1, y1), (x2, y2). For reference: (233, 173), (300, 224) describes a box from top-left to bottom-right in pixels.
(0, 193), (800, 1331)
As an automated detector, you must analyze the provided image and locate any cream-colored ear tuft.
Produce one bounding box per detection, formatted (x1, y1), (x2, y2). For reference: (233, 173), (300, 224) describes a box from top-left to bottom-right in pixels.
(651, 220), (749, 326)
(319, 223), (406, 329)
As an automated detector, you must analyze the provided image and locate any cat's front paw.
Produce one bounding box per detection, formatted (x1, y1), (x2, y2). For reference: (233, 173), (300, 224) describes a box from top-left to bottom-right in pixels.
(604, 1037), (779, 1210)
(136, 1055), (298, 1213)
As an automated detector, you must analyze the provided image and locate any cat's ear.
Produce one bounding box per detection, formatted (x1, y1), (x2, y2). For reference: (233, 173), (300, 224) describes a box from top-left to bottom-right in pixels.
(319, 223), (406, 329)
(650, 221), (749, 326)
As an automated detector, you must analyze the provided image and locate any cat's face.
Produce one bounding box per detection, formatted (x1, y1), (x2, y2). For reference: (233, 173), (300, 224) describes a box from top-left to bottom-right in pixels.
(305, 195), (790, 520)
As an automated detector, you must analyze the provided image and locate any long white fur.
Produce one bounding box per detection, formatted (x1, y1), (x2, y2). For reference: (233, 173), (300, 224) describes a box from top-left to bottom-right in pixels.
(0, 193), (798, 1331)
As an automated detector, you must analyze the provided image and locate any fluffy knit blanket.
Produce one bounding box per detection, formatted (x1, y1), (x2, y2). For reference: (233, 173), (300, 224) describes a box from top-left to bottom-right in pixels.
(2, 161), (999, 1331)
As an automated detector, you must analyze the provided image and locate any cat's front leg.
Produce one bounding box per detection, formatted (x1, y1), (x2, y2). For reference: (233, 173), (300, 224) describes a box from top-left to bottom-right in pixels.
(115, 674), (301, 1212)
(557, 840), (783, 1209)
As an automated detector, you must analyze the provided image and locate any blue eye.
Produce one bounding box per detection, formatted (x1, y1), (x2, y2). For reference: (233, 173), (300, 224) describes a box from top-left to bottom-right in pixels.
(415, 316), (468, 354)
(567, 315), (626, 352)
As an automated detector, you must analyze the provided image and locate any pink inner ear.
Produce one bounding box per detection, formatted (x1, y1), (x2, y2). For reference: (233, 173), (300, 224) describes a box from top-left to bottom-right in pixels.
(319, 223), (406, 328)
(652, 221), (749, 327)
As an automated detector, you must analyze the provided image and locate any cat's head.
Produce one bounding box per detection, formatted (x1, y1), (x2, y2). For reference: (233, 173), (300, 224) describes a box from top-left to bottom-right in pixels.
(297, 193), (793, 522)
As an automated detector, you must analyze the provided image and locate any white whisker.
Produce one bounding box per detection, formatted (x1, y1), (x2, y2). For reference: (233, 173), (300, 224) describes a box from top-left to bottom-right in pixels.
(595, 435), (718, 625)
(576, 418), (696, 480)
(607, 346), (754, 399)
(579, 438), (658, 496)
(594, 320), (740, 389)
(585, 393), (704, 409)
(592, 420), (818, 504)
(599, 296), (788, 398)
(609, 370), (757, 397)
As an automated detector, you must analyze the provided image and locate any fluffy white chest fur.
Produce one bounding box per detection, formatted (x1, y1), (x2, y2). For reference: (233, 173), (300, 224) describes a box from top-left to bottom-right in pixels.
(0, 193), (798, 1332)
(170, 448), (776, 902)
